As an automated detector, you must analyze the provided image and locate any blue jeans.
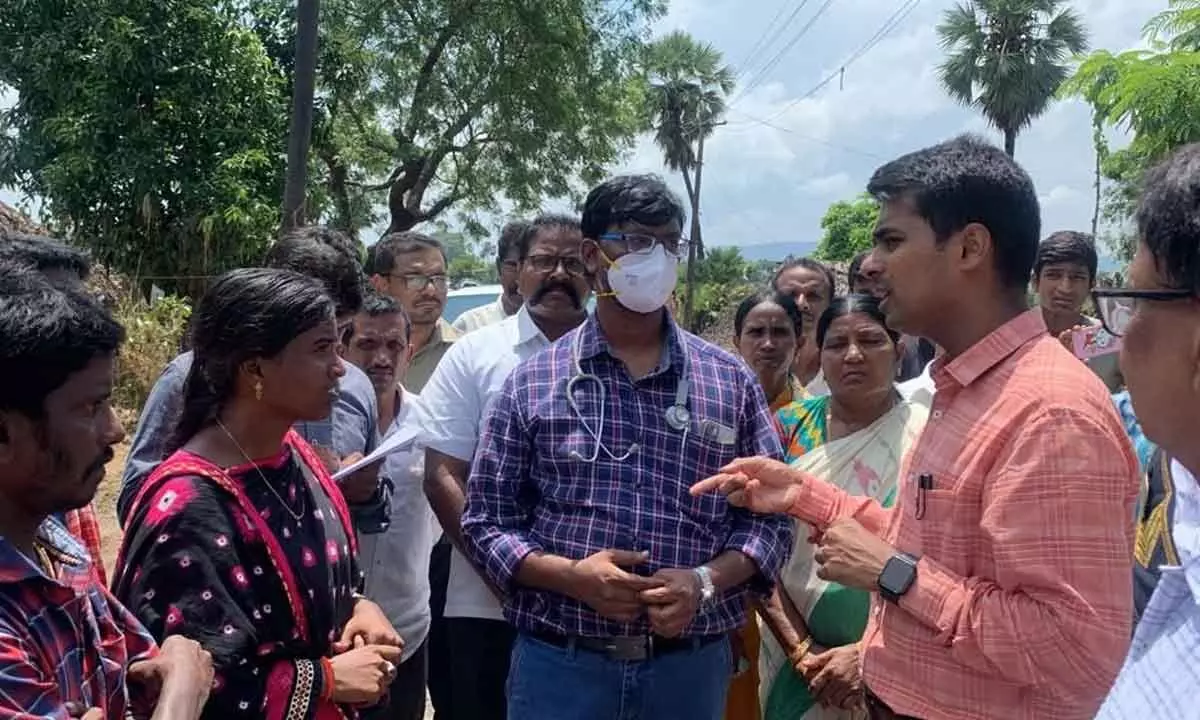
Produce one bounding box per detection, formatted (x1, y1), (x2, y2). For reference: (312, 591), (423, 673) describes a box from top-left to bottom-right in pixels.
(506, 633), (732, 720)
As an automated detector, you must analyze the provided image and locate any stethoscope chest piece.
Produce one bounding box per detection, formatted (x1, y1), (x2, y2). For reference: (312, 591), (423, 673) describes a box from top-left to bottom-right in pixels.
(664, 403), (690, 432)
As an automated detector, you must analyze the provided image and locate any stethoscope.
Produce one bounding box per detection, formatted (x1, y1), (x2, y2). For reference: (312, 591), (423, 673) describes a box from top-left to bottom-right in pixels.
(566, 328), (691, 463)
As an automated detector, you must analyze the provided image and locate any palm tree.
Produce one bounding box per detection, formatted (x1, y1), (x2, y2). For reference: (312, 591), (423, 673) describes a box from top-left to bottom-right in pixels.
(938, 0), (1088, 156)
(643, 31), (735, 329)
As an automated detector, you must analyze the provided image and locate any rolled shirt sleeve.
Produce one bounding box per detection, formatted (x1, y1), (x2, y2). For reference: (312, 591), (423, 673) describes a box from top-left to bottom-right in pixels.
(419, 341), (483, 463)
(724, 374), (793, 592)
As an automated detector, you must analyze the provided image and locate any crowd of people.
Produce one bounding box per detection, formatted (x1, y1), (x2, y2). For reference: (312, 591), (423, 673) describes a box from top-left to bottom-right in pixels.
(0, 132), (1198, 720)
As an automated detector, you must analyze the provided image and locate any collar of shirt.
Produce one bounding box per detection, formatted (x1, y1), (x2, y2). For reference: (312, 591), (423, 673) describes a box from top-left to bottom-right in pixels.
(514, 304), (550, 349)
(934, 308), (1047, 390)
(575, 310), (682, 377)
(414, 319), (459, 359)
(0, 516), (90, 589)
(1168, 458), (1200, 606)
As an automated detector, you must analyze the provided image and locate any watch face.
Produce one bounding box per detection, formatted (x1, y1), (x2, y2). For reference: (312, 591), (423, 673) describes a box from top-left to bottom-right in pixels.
(880, 556), (915, 594)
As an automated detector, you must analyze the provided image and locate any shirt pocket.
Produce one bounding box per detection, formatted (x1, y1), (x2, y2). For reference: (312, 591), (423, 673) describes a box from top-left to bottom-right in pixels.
(668, 433), (738, 524)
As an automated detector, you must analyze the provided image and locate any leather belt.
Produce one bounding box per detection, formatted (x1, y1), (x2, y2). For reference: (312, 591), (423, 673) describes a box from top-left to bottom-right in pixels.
(864, 687), (920, 720)
(529, 630), (722, 662)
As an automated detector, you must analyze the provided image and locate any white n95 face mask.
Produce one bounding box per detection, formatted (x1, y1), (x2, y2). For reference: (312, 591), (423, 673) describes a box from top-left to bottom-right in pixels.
(601, 244), (679, 315)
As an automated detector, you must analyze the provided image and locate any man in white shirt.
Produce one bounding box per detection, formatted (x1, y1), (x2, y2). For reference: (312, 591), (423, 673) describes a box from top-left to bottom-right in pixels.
(342, 293), (436, 720)
(451, 220), (529, 335)
(421, 214), (591, 719)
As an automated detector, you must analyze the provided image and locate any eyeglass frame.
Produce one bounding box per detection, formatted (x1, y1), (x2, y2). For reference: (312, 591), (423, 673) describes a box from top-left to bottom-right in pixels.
(523, 254), (588, 276)
(598, 231), (690, 258)
(1090, 287), (1194, 337)
(380, 273), (449, 292)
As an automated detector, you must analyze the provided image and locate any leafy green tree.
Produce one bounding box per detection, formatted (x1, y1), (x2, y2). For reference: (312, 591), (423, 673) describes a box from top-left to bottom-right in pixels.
(694, 246), (747, 286)
(0, 0), (286, 295)
(816, 195), (879, 262)
(1063, 0), (1200, 260)
(246, 0), (660, 236)
(938, 0), (1088, 156)
(642, 30), (735, 329)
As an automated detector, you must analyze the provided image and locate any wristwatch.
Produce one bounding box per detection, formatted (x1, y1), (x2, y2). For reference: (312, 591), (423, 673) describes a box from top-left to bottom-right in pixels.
(693, 565), (716, 608)
(877, 552), (919, 604)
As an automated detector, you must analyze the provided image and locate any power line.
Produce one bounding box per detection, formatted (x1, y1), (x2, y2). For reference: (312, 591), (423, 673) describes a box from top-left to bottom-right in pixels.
(728, 110), (884, 160)
(764, 0), (920, 122)
(733, 0), (839, 105)
(733, 0), (812, 83)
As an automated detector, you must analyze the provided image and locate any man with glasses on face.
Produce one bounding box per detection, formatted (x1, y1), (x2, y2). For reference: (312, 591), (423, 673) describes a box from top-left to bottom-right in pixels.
(421, 213), (592, 719)
(1095, 143), (1200, 718)
(370, 231), (460, 393)
(452, 220), (530, 335)
(460, 177), (792, 720)
(369, 230), (460, 720)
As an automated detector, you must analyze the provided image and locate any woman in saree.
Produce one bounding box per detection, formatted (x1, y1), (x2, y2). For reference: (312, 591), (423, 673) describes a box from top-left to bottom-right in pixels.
(735, 290), (810, 411)
(113, 268), (403, 719)
(759, 295), (928, 719)
(725, 290), (809, 720)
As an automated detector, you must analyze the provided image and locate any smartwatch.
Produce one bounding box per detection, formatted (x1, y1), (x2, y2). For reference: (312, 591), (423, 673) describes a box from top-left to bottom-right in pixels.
(694, 565), (716, 608)
(877, 552), (919, 604)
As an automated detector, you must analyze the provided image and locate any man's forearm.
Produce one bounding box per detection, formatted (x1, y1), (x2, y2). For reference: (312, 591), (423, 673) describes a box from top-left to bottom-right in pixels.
(704, 550), (757, 592)
(515, 552), (578, 598)
(423, 469), (468, 553)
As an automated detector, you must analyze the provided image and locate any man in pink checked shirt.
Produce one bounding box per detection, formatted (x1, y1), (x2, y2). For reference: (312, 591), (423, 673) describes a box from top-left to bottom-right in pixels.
(695, 135), (1139, 720)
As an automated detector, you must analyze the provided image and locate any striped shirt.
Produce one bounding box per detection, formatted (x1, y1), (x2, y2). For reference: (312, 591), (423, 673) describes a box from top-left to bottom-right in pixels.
(1097, 458), (1200, 718)
(462, 312), (793, 638)
(0, 517), (157, 717)
(787, 310), (1139, 719)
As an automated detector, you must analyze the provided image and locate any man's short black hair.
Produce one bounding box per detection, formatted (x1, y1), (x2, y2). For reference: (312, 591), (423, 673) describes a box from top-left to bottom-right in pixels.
(497, 221), (531, 267)
(1138, 143), (1200, 294)
(772, 257), (837, 302)
(0, 264), (124, 419)
(279, 225), (363, 266)
(0, 232), (91, 282)
(351, 290), (411, 344)
(581, 175), (687, 240)
(1034, 231), (1099, 282)
(263, 236), (365, 316)
(866, 134), (1041, 290)
(371, 231), (446, 275)
(517, 214), (582, 260)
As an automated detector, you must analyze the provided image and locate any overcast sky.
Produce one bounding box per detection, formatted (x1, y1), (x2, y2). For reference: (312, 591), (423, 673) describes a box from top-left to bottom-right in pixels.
(610, 0), (1158, 255)
(0, 0), (1160, 256)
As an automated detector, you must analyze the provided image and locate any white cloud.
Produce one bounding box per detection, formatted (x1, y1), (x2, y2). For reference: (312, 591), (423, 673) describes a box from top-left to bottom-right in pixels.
(614, 0), (1162, 252)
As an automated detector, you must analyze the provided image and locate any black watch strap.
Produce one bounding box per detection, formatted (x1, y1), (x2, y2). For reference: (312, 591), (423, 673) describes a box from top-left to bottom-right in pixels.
(878, 552), (920, 604)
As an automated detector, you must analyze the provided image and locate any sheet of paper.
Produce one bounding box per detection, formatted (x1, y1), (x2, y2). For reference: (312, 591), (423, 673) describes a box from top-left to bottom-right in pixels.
(332, 421), (422, 481)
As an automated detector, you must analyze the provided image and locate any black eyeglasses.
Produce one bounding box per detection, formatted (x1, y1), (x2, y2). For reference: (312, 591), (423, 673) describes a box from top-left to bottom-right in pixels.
(598, 232), (689, 257)
(1091, 288), (1194, 337)
(525, 255), (587, 275)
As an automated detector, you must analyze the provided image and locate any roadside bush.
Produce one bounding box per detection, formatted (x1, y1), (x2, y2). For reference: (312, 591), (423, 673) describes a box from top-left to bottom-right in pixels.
(113, 294), (191, 416)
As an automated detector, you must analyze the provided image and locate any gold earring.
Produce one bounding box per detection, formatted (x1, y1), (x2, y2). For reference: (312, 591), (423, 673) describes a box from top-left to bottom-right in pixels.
(254, 380), (263, 401)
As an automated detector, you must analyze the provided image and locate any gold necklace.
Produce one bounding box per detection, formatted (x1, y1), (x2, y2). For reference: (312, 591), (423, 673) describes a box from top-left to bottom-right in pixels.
(215, 419), (306, 522)
(33, 543), (56, 576)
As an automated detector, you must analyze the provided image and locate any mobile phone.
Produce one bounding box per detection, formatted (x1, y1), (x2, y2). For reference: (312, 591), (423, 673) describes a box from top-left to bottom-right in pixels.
(1071, 325), (1122, 360)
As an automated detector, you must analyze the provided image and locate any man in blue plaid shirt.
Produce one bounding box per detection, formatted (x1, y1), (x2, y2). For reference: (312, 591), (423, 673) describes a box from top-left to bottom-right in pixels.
(461, 175), (793, 720)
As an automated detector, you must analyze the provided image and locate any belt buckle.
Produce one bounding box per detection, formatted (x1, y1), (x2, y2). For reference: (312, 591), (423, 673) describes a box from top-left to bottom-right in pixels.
(603, 636), (650, 661)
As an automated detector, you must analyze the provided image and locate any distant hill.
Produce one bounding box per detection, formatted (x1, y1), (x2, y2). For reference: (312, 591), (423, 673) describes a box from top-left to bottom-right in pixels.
(716, 241), (819, 263)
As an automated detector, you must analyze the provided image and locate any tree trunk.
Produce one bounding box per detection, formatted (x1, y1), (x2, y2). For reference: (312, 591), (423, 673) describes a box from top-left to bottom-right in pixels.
(1003, 127), (1016, 157)
(683, 132), (705, 332)
(1091, 116), (1102, 239)
(281, 0), (320, 231)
